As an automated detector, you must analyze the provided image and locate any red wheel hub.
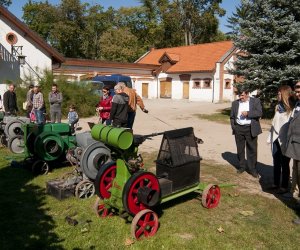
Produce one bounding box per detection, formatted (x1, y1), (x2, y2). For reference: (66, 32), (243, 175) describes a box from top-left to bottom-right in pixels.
(98, 165), (116, 199)
(94, 197), (113, 217)
(131, 209), (159, 240)
(202, 184), (221, 209)
(124, 172), (160, 215)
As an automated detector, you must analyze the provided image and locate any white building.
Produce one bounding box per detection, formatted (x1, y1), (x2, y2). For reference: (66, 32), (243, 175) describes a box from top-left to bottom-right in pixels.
(135, 41), (237, 102)
(53, 41), (237, 103)
(0, 5), (64, 86)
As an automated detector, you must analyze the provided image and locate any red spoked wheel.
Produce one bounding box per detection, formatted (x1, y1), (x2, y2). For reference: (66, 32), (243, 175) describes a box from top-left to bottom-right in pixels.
(201, 184), (221, 209)
(123, 172), (160, 215)
(131, 209), (159, 240)
(94, 162), (116, 199)
(93, 197), (113, 217)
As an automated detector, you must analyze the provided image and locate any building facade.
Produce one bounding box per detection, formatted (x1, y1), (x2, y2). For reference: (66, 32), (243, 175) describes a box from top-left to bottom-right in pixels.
(136, 41), (237, 102)
(0, 6), (64, 85)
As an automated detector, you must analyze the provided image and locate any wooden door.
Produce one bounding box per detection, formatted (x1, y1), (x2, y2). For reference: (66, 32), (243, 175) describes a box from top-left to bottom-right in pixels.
(142, 83), (148, 98)
(160, 81), (172, 98)
(183, 81), (189, 99)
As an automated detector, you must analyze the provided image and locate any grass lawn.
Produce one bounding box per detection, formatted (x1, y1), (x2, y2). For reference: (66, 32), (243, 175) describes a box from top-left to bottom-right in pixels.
(1, 148), (300, 249)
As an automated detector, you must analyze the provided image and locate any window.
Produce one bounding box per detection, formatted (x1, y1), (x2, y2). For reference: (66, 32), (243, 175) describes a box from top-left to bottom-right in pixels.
(193, 81), (201, 89)
(225, 79), (232, 89)
(203, 79), (211, 88)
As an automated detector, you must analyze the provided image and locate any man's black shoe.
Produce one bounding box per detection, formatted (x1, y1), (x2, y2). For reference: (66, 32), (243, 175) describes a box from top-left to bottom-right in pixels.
(293, 218), (300, 225)
(237, 168), (245, 174)
(250, 171), (259, 178)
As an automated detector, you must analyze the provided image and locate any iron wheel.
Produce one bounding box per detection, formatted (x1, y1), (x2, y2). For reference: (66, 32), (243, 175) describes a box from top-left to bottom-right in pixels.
(75, 180), (95, 199)
(131, 209), (159, 240)
(123, 171), (160, 216)
(94, 161), (116, 199)
(201, 184), (221, 209)
(32, 160), (49, 175)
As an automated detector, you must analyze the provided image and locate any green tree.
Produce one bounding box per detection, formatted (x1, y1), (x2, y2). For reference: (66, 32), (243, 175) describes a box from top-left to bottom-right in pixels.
(22, 1), (57, 42)
(139, 0), (226, 46)
(23, 0), (88, 58)
(0, 0), (11, 6)
(81, 5), (115, 59)
(229, 0), (300, 102)
(99, 27), (143, 62)
(51, 0), (87, 57)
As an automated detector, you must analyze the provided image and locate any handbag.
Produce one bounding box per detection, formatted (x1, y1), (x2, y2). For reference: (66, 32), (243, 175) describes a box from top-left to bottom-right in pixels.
(23, 101), (28, 110)
(30, 111), (36, 122)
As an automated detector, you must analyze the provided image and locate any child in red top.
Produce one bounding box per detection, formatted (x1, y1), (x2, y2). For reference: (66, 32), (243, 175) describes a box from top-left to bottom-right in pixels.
(96, 86), (112, 125)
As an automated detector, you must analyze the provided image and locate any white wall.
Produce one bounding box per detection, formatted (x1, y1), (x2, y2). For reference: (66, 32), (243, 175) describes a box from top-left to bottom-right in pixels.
(189, 73), (215, 102)
(223, 72), (235, 101)
(132, 76), (157, 99)
(0, 18), (52, 84)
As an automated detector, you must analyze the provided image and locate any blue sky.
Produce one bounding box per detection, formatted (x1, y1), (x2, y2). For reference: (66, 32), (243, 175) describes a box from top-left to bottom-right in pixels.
(8, 0), (240, 33)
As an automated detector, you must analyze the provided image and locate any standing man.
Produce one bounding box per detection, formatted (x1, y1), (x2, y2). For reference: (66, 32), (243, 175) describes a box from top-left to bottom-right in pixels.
(25, 84), (34, 118)
(32, 84), (45, 125)
(49, 83), (63, 123)
(3, 84), (18, 115)
(110, 83), (129, 127)
(118, 82), (148, 129)
(230, 86), (263, 178)
(285, 82), (300, 202)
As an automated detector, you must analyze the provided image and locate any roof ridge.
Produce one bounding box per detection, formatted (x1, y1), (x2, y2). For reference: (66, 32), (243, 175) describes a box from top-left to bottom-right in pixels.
(151, 40), (233, 51)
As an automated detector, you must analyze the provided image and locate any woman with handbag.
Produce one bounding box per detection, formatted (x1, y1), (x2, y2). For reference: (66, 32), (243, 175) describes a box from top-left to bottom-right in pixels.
(267, 85), (295, 194)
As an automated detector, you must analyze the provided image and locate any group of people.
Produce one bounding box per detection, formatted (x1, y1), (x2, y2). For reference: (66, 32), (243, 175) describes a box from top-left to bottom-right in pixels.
(1, 81), (147, 132)
(230, 82), (300, 202)
(96, 82), (148, 129)
(1, 83), (79, 132)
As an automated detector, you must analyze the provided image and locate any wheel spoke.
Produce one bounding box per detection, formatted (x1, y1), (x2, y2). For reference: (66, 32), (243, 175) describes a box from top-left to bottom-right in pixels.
(139, 180), (144, 187)
(105, 183), (112, 190)
(104, 177), (111, 182)
(135, 226), (144, 238)
(147, 220), (155, 227)
(144, 213), (151, 223)
(138, 219), (144, 227)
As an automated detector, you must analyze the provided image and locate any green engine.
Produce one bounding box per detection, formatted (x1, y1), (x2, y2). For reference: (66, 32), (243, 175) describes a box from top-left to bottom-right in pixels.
(23, 123), (76, 162)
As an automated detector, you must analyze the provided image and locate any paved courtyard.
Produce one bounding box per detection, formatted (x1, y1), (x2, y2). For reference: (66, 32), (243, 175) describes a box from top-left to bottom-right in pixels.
(78, 99), (273, 168)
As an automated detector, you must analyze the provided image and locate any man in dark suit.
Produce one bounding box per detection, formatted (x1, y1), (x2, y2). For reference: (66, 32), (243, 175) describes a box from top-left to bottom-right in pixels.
(3, 84), (18, 115)
(230, 86), (263, 178)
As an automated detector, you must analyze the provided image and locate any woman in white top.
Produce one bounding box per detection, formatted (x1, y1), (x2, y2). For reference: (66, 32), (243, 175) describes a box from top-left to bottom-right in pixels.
(268, 85), (294, 193)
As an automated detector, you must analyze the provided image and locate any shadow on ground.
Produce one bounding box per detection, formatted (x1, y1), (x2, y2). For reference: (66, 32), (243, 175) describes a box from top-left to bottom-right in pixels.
(0, 160), (64, 249)
(221, 151), (300, 218)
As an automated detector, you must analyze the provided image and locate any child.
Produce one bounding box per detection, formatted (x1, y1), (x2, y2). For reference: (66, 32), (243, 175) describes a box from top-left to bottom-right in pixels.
(68, 104), (79, 133)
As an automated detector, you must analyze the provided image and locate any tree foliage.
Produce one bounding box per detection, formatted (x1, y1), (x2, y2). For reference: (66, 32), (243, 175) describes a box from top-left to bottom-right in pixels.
(0, 0), (11, 6)
(22, 0), (228, 62)
(16, 71), (99, 118)
(229, 0), (300, 102)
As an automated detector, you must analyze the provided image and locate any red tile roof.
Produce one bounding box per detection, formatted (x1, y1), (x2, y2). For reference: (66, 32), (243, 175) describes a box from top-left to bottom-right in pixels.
(137, 41), (234, 73)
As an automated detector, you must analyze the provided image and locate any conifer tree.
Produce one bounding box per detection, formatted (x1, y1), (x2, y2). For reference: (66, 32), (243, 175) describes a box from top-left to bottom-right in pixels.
(229, 0), (300, 101)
